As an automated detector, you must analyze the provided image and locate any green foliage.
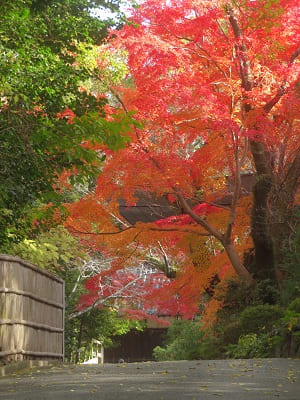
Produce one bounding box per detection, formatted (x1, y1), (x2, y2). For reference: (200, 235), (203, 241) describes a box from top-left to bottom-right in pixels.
(66, 307), (145, 363)
(214, 278), (259, 347)
(226, 298), (300, 359)
(267, 298), (300, 357)
(6, 226), (87, 273)
(208, 218), (299, 359)
(221, 293), (285, 359)
(239, 304), (284, 335)
(288, 297), (300, 313)
(280, 298), (300, 334)
(153, 320), (219, 361)
(95, 47), (129, 88)
(216, 278), (257, 315)
(220, 321), (244, 346)
(226, 333), (279, 359)
(256, 279), (280, 304)
(281, 219), (300, 305)
(0, 0), (135, 248)
(215, 274), (283, 334)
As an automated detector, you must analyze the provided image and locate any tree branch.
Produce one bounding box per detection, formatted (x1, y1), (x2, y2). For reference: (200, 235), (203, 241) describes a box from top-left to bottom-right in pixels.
(69, 273), (143, 320)
(66, 224), (134, 236)
(225, 130), (242, 243)
(227, 7), (253, 93)
(175, 190), (224, 242)
(67, 222), (212, 237)
(157, 240), (170, 275)
(263, 47), (300, 114)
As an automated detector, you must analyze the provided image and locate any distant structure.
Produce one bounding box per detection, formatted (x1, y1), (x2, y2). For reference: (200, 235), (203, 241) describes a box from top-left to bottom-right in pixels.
(82, 339), (104, 365)
(119, 174), (254, 224)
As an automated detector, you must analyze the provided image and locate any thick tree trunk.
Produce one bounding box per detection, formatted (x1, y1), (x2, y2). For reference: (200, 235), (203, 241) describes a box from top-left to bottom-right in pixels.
(250, 173), (276, 281)
(249, 151), (300, 287)
(268, 152), (300, 285)
(228, 9), (300, 288)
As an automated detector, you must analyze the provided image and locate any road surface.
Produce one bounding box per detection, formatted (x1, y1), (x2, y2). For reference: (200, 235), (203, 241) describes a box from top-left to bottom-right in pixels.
(0, 358), (299, 399)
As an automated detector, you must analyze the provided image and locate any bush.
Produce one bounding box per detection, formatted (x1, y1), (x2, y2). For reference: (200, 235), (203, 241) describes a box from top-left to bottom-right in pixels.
(217, 278), (256, 313)
(221, 321), (244, 345)
(153, 320), (220, 361)
(222, 304), (285, 359)
(280, 298), (300, 335)
(226, 300), (300, 359)
(288, 297), (300, 314)
(280, 219), (300, 305)
(256, 279), (280, 304)
(239, 304), (284, 335)
(226, 333), (279, 359)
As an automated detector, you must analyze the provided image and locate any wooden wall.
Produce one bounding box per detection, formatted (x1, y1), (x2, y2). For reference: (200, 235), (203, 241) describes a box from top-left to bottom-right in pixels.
(0, 255), (64, 363)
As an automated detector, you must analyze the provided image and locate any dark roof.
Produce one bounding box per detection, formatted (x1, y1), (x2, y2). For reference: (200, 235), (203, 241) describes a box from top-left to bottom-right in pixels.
(119, 174), (254, 225)
(119, 192), (181, 224)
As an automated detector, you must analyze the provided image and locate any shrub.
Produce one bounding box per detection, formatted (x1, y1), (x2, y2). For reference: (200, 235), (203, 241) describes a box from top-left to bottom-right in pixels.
(226, 300), (300, 359)
(280, 298), (300, 336)
(256, 279), (280, 304)
(153, 319), (220, 361)
(239, 304), (284, 335)
(288, 297), (300, 314)
(217, 278), (257, 314)
(221, 321), (244, 345)
(280, 218), (300, 305)
(226, 333), (278, 359)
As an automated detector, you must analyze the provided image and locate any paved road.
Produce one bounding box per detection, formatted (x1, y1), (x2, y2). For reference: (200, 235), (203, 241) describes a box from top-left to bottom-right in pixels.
(0, 359), (299, 400)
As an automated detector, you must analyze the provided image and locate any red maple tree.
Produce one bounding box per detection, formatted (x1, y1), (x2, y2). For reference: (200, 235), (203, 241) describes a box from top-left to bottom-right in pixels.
(66, 0), (300, 319)
(73, 264), (199, 323)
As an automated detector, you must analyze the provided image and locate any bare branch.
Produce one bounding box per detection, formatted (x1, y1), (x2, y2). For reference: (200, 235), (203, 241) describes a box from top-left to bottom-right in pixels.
(69, 273), (143, 319)
(110, 212), (131, 228)
(157, 240), (170, 274)
(110, 87), (129, 113)
(66, 224), (134, 236)
(67, 221), (212, 237)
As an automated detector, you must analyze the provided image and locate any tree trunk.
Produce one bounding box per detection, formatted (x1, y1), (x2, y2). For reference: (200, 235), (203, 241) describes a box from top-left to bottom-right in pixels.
(250, 173), (276, 281)
(250, 150), (300, 286)
(268, 152), (300, 286)
(75, 318), (83, 364)
(228, 9), (300, 289)
(224, 242), (255, 285)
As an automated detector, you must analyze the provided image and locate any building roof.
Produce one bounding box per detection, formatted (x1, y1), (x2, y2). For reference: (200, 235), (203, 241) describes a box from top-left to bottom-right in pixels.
(119, 174), (254, 224)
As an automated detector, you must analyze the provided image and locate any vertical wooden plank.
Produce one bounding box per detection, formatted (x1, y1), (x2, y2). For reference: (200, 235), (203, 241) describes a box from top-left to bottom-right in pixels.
(62, 280), (65, 361)
(0, 255), (65, 362)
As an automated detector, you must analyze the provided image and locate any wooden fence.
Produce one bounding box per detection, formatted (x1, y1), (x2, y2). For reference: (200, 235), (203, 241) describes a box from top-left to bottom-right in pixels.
(0, 255), (64, 363)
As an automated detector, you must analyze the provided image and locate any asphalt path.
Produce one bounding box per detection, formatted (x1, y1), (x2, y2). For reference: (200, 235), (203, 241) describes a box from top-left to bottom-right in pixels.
(0, 358), (299, 400)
